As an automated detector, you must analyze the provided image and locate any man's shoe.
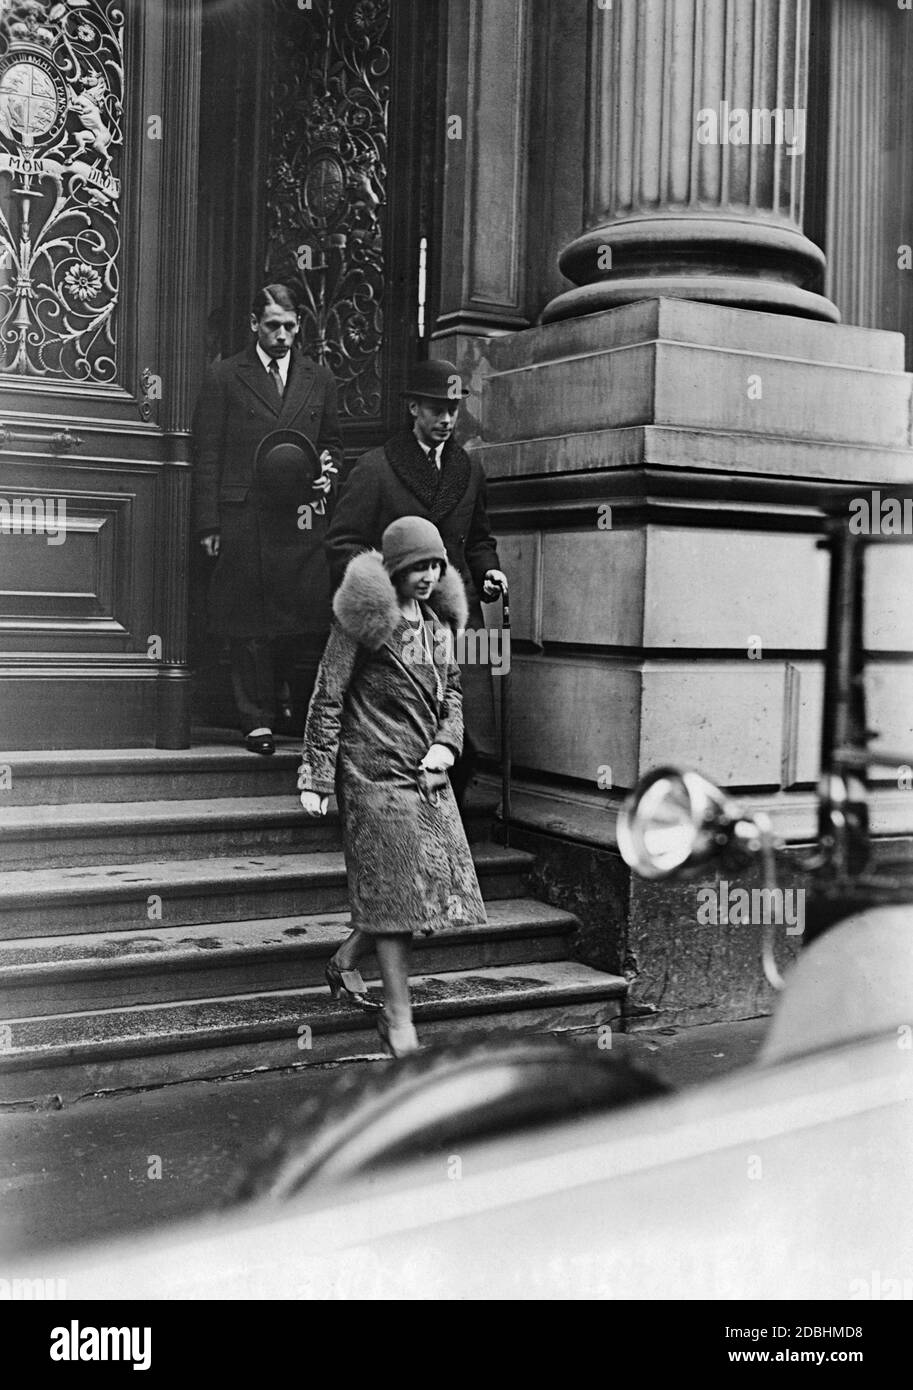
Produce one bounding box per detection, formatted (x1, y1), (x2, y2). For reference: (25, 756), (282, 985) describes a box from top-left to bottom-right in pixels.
(244, 732), (275, 756)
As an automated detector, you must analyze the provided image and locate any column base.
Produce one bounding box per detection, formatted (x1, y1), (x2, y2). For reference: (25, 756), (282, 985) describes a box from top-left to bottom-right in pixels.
(470, 296), (913, 1018)
(542, 276), (839, 324)
(474, 297), (913, 803)
(544, 216), (839, 324)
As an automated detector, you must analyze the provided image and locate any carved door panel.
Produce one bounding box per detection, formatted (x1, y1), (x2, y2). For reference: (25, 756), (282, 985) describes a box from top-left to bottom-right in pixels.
(0, 0), (200, 750)
(198, 0), (441, 454)
(266, 0), (442, 457)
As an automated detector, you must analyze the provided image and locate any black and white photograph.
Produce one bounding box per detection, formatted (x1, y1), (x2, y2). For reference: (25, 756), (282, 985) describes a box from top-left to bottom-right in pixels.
(0, 0), (911, 1338)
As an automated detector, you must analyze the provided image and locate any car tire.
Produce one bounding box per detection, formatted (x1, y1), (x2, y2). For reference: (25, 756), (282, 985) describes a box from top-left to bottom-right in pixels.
(232, 1031), (670, 1203)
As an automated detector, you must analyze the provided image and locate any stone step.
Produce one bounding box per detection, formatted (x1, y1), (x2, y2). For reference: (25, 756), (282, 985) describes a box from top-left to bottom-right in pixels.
(0, 899), (578, 1016)
(0, 796), (335, 868)
(0, 844), (533, 939)
(0, 789), (495, 869)
(0, 742), (304, 806)
(0, 959), (628, 1102)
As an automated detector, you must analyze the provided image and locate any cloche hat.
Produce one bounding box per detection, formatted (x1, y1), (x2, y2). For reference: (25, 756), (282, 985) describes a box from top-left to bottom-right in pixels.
(382, 516), (448, 578)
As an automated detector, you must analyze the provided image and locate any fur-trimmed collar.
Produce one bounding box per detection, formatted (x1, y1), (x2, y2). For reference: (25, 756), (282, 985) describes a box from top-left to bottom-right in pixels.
(383, 429), (472, 520)
(333, 549), (469, 650)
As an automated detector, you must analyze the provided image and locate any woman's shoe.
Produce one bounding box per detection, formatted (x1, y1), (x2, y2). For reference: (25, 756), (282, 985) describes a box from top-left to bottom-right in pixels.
(325, 958), (381, 1012)
(376, 1010), (419, 1059)
(243, 731), (275, 756)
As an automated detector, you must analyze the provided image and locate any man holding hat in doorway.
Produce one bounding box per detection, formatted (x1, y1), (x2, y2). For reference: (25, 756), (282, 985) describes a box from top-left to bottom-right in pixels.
(193, 284), (343, 754)
(325, 358), (507, 805)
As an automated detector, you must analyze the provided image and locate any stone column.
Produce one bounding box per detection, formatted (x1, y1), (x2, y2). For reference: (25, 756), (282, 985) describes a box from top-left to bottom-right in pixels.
(543, 0), (838, 323)
(824, 0), (913, 358)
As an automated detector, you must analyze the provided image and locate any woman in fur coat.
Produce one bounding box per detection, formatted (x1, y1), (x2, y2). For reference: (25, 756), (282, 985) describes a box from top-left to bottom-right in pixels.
(297, 516), (487, 1056)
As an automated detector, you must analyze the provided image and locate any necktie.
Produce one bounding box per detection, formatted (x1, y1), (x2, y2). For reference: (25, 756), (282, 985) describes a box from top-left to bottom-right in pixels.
(426, 445), (440, 472)
(268, 358), (283, 401)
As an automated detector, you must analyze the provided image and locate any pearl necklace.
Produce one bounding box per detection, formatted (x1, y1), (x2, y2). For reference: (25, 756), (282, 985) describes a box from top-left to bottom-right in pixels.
(403, 600), (443, 705)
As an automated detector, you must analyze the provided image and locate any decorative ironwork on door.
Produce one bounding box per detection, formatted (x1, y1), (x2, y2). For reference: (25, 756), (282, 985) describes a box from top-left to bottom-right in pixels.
(266, 0), (388, 424)
(0, 0), (122, 382)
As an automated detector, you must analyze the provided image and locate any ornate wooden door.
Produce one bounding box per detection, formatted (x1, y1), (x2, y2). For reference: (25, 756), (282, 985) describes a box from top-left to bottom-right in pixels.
(0, 0), (202, 750)
(197, 0), (441, 456)
(192, 0), (441, 728)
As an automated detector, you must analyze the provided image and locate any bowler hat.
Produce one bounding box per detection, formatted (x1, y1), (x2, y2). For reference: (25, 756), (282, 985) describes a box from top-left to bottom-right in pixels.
(400, 359), (469, 402)
(253, 429), (321, 509)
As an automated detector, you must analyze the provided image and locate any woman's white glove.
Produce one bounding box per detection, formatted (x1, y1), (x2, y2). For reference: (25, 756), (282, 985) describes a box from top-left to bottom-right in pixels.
(300, 792), (328, 817)
(420, 743), (456, 773)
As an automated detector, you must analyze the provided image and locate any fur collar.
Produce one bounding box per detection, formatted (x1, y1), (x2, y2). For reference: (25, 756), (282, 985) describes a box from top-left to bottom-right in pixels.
(383, 429), (472, 520)
(333, 549), (469, 650)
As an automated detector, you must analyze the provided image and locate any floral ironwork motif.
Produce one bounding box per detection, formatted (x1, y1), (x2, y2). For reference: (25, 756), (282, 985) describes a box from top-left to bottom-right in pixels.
(266, 0), (388, 422)
(0, 0), (122, 382)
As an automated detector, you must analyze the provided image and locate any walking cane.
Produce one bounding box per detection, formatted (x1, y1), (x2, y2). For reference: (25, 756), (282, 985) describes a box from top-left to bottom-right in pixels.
(499, 584), (512, 846)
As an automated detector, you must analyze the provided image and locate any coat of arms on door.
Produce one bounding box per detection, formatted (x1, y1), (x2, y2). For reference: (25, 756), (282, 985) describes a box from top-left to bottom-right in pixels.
(0, 0), (122, 381)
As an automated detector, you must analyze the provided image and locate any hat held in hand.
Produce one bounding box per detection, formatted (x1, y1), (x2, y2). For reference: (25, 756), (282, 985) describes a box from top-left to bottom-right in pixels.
(253, 429), (321, 509)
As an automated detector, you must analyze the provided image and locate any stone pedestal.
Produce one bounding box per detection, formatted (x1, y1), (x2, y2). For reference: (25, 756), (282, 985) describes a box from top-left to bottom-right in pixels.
(471, 296), (913, 1023)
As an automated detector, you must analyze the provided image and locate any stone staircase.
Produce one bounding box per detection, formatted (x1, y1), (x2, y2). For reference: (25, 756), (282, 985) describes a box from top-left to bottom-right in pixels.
(0, 741), (627, 1102)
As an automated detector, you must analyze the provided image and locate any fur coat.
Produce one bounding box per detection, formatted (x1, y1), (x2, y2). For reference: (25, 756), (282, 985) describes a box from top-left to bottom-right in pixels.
(298, 551), (487, 936)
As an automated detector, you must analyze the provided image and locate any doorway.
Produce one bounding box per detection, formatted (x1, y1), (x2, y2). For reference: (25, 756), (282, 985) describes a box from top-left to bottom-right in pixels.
(191, 0), (442, 733)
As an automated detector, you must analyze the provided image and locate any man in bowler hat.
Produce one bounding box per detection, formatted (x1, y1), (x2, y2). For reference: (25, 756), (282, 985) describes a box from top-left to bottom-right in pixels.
(193, 284), (343, 754)
(325, 358), (507, 804)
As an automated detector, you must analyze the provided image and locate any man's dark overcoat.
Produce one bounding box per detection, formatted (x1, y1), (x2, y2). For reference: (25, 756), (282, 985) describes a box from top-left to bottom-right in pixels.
(324, 429), (501, 753)
(325, 429), (499, 623)
(193, 344), (343, 637)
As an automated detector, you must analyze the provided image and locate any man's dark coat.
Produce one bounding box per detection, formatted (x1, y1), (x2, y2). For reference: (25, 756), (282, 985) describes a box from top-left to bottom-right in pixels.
(193, 344), (343, 637)
(325, 429), (499, 620)
(324, 428), (502, 753)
